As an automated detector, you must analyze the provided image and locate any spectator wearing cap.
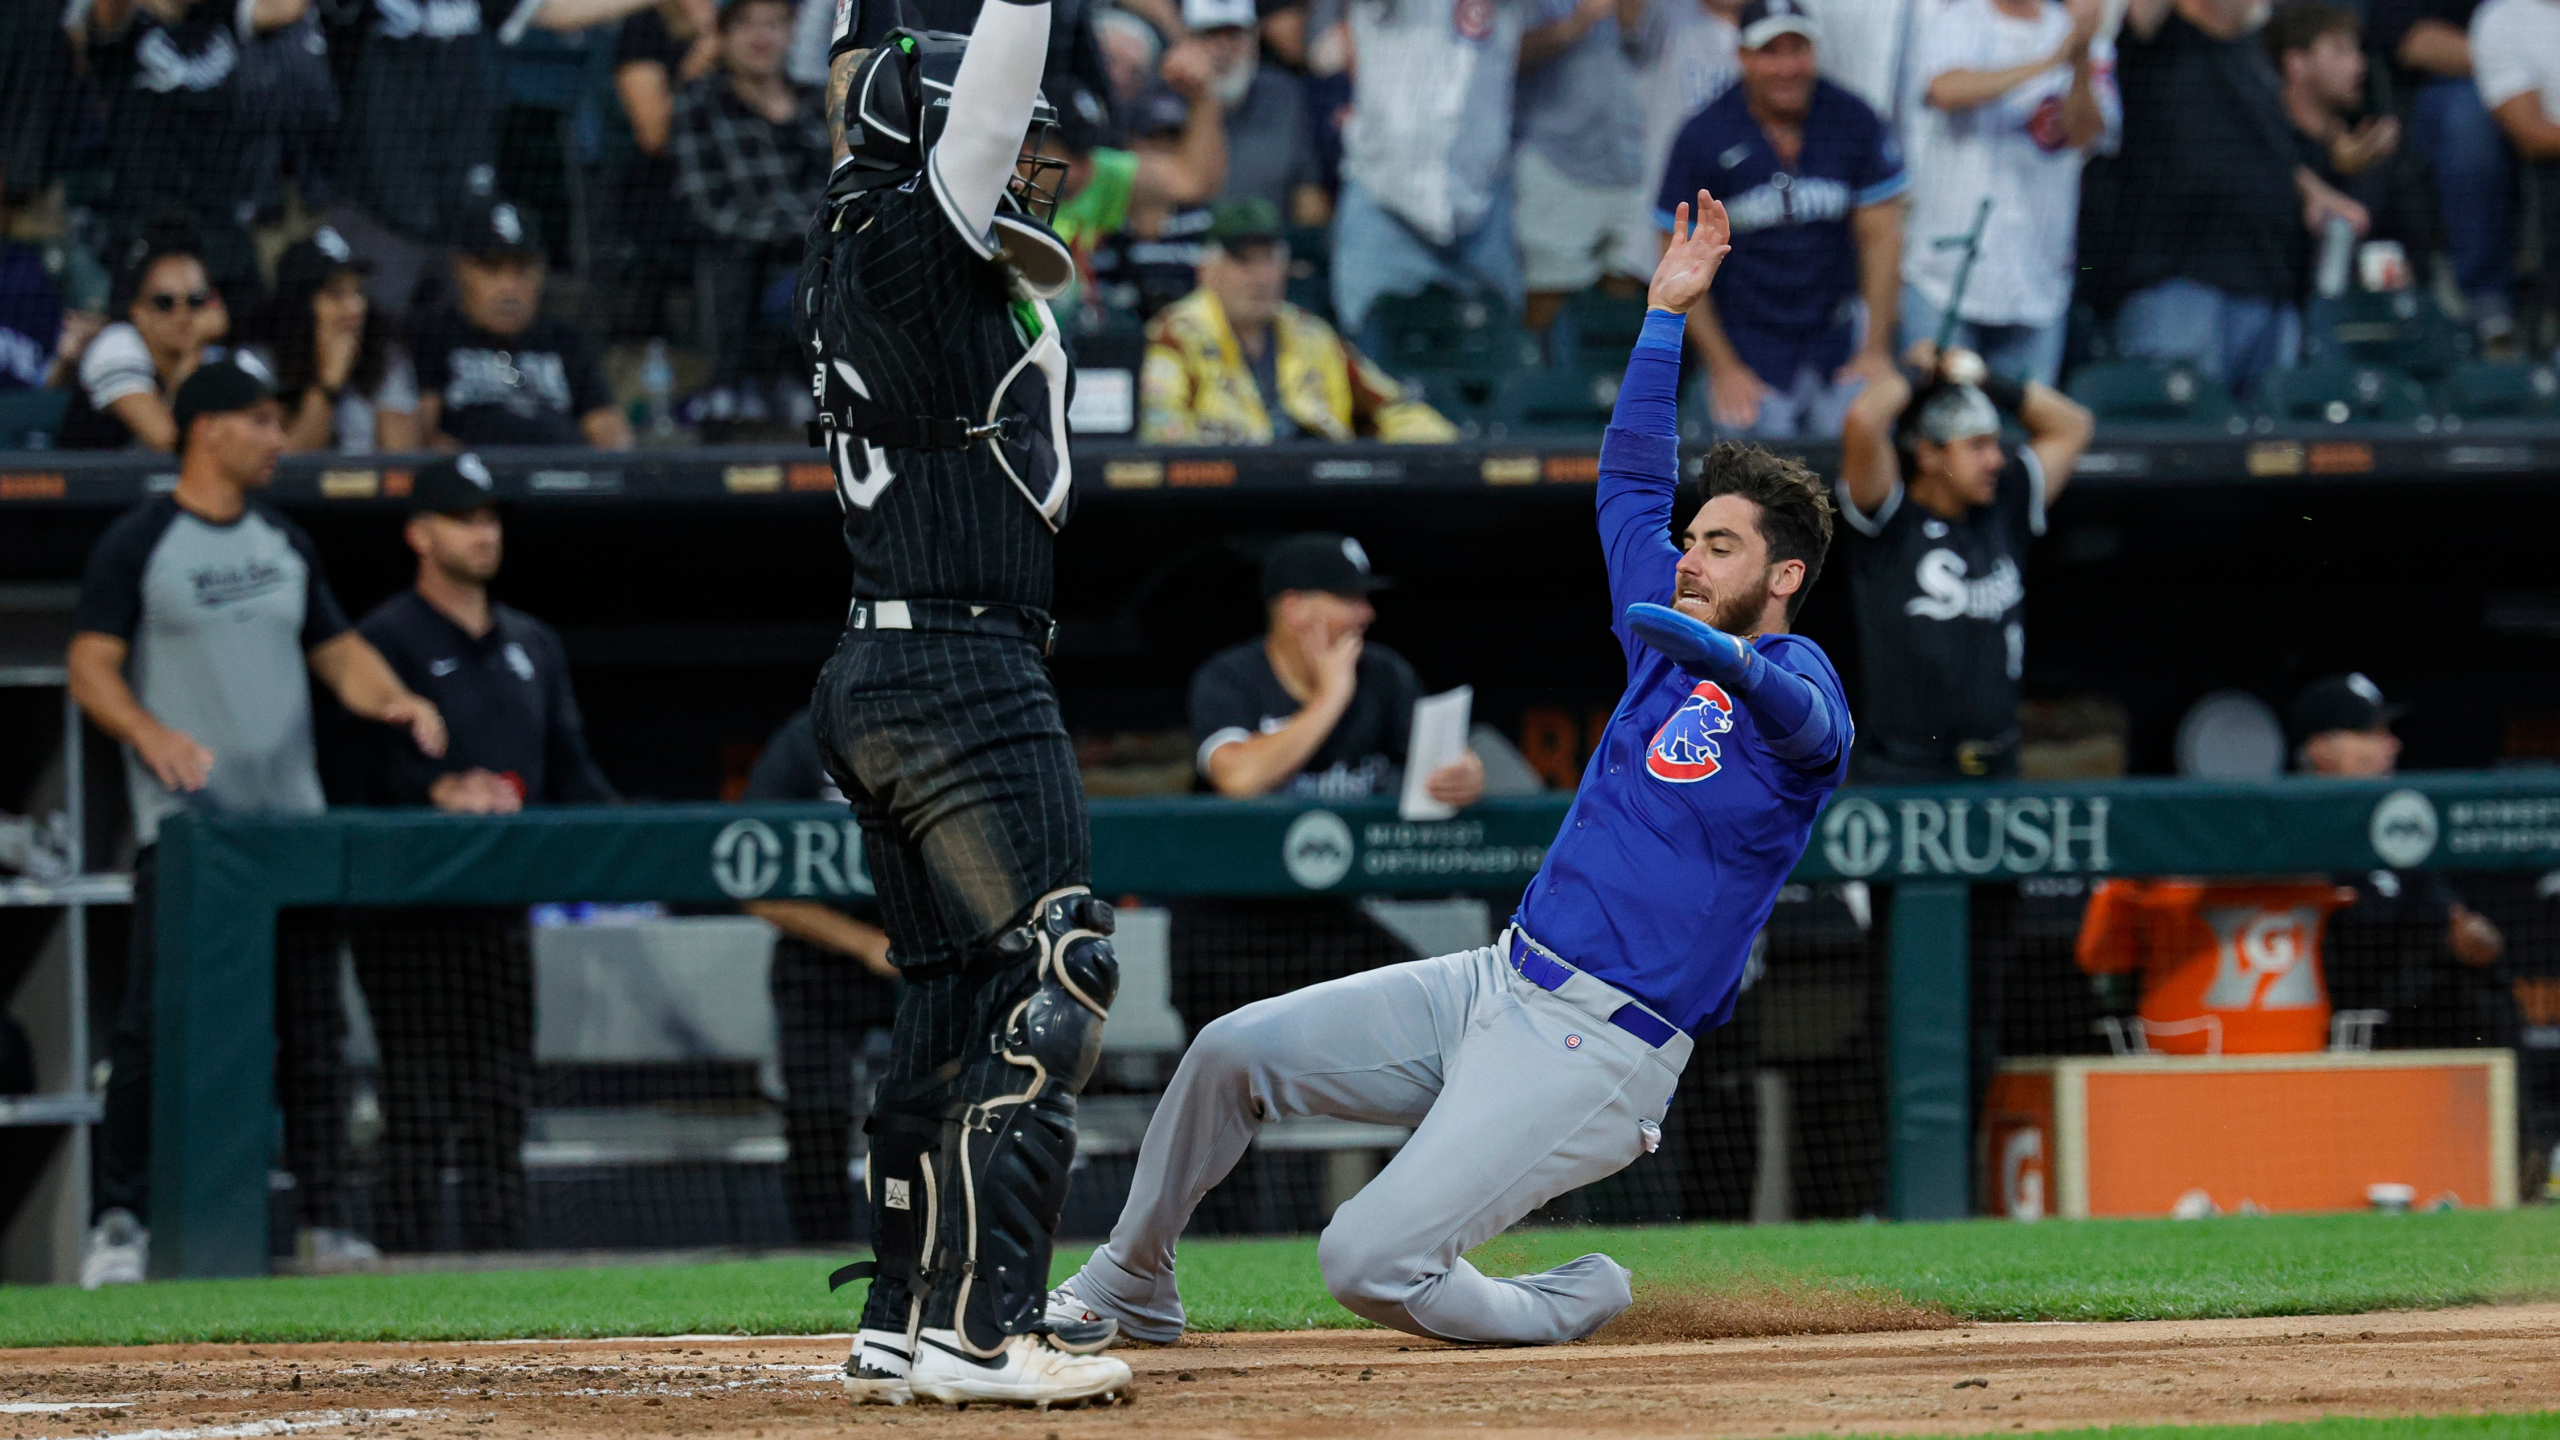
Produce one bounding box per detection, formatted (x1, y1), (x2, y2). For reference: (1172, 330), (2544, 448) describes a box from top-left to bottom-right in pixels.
(1183, 0), (1330, 223)
(671, 0), (832, 395)
(321, 0), (662, 323)
(1899, 0), (2117, 387)
(1056, 39), (1232, 325)
(1328, 0), (1529, 341)
(1142, 200), (1455, 443)
(252, 227), (419, 454)
(1189, 532), (1484, 803)
(66, 360), (446, 1286)
(1513, 0), (1656, 333)
(56, 238), (231, 451)
(1834, 341), (2092, 782)
(2296, 673), (2516, 1052)
(339, 452), (615, 1251)
(409, 201), (630, 449)
(1656, 0), (1908, 438)
(2104, 0), (2372, 398)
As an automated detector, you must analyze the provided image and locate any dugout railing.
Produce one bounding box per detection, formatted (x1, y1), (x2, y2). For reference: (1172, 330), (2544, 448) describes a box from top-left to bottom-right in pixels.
(137, 774), (2560, 1277)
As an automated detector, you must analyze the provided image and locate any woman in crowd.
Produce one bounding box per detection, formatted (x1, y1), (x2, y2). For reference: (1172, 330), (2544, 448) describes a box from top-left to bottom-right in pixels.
(257, 228), (418, 453)
(56, 237), (227, 451)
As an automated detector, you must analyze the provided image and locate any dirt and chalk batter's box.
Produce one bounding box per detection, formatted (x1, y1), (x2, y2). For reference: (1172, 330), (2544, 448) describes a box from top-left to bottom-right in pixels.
(1980, 1051), (2517, 1219)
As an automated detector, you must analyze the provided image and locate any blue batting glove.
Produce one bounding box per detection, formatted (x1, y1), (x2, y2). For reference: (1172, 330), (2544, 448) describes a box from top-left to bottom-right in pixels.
(1626, 602), (1766, 693)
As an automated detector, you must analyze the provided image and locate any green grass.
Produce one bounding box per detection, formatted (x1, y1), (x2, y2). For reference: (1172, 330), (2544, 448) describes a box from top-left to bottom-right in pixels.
(4, 1209), (2556, 1349)
(1866, 1418), (2560, 1440)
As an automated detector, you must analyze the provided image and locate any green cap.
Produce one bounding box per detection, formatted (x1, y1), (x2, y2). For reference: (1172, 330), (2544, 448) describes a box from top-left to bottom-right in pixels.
(1204, 198), (1284, 250)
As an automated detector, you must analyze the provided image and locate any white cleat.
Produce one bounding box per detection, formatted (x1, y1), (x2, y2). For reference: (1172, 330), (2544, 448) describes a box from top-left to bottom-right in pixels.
(1042, 1281), (1120, 1353)
(839, 1328), (914, 1406)
(908, 1328), (1133, 1409)
(79, 1209), (148, 1290)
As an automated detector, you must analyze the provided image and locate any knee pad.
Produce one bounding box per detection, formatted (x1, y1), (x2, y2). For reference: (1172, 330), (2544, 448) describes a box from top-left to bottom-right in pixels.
(937, 888), (1120, 1352)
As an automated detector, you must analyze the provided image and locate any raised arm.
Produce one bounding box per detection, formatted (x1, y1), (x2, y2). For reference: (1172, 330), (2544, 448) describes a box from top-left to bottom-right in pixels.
(929, 0), (1053, 245)
(1600, 192), (1728, 632)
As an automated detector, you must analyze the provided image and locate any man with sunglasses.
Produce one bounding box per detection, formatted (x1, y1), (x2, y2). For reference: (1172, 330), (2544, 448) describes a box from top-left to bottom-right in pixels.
(800, 0), (1126, 1411)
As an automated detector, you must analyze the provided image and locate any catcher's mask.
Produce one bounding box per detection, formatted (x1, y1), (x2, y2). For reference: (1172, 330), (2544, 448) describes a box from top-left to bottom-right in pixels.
(843, 29), (1071, 224)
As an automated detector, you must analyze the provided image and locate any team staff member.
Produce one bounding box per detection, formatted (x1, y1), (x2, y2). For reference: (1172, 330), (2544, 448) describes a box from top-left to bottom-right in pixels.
(2295, 673), (2512, 1048)
(410, 200), (631, 450)
(1833, 342), (2092, 781)
(67, 360), (446, 1286)
(1191, 532), (1484, 803)
(736, 708), (899, 1246)
(342, 452), (617, 1251)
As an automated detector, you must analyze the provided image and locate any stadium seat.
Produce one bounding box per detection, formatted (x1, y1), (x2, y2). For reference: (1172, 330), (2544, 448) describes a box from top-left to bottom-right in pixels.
(0, 388), (68, 450)
(1369, 285), (1535, 386)
(2438, 360), (2560, 420)
(1282, 225), (1333, 322)
(1550, 289), (1649, 368)
(1486, 362), (1622, 438)
(2063, 360), (2240, 427)
(2305, 289), (2470, 383)
(2256, 359), (2433, 425)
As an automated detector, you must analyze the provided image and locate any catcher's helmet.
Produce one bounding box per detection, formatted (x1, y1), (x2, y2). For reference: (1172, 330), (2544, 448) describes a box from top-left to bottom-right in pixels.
(842, 29), (1070, 223)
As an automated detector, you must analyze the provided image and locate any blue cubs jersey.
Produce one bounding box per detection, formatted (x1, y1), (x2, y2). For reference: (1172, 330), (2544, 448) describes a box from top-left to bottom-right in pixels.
(1653, 78), (1905, 386)
(1513, 429), (1852, 1035)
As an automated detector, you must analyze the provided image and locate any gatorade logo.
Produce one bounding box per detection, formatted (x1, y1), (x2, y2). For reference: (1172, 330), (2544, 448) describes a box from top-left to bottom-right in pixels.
(1646, 681), (1735, 783)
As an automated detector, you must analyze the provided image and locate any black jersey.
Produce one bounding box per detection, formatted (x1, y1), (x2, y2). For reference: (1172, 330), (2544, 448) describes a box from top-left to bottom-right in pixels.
(1837, 448), (2046, 777)
(799, 176), (1073, 612)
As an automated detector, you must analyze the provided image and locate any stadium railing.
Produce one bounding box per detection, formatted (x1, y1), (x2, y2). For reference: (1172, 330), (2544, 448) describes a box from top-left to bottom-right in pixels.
(7, 423), (2560, 510)
(140, 774), (2560, 1278)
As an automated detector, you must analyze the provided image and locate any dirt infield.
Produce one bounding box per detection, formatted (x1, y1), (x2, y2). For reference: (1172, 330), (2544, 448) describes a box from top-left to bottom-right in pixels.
(6, 1304), (2557, 1440)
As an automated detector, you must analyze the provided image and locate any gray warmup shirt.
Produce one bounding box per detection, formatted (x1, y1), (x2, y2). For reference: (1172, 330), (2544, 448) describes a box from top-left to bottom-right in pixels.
(74, 495), (350, 844)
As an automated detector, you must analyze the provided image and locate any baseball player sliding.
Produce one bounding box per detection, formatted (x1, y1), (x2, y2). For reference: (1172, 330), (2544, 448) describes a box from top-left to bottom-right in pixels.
(1050, 192), (1855, 1347)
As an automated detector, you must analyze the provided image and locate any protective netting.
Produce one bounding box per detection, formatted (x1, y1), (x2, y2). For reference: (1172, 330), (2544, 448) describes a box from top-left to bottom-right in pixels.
(237, 865), (2556, 1258)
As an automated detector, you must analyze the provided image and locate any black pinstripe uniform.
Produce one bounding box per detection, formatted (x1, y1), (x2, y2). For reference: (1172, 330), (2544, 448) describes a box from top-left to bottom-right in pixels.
(799, 148), (1087, 1338)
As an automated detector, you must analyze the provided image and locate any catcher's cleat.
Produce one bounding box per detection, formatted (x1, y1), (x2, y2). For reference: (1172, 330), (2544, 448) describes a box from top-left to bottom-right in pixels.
(907, 1327), (1133, 1408)
(839, 1328), (914, 1406)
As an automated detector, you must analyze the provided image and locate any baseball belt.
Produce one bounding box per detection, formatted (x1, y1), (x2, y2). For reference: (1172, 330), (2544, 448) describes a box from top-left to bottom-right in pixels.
(847, 597), (1059, 657)
(1504, 927), (1681, 1049)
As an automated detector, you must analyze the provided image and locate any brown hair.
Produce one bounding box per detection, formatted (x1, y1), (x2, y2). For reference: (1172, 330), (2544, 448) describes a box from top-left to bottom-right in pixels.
(2264, 1), (2359, 67)
(1696, 441), (1834, 623)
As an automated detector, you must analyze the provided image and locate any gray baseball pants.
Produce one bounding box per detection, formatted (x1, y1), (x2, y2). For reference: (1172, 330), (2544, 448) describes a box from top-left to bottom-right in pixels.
(1067, 933), (1693, 1345)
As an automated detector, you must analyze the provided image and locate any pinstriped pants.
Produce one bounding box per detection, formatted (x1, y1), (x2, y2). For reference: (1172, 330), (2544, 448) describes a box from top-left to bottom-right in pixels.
(809, 626), (1091, 1332)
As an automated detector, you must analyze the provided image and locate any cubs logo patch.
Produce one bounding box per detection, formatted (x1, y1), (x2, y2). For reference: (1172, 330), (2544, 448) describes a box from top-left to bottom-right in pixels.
(1646, 681), (1735, 783)
(1564, 1034), (1583, 1050)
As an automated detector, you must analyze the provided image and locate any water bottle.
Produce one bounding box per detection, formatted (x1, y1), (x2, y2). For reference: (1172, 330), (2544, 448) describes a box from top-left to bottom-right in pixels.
(2315, 216), (2355, 299)
(639, 338), (676, 440)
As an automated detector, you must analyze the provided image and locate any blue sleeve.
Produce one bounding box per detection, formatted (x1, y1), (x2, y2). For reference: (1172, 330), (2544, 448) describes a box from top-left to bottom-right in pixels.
(1852, 99), (1908, 207)
(1598, 309), (1687, 663)
(1748, 641), (1850, 771)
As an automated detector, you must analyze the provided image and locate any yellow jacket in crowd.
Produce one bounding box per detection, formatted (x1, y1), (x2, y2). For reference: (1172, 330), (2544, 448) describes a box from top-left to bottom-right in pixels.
(1139, 290), (1457, 446)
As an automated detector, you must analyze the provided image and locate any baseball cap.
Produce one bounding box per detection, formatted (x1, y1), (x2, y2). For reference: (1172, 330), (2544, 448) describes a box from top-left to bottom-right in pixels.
(1736, 0), (1819, 49)
(1181, 0), (1256, 29)
(273, 226), (373, 301)
(1915, 383), (2000, 444)
(410, 452), (504, 516)
(2289, 672), (2403, 743)
(1261, 533), (1390, 601)
(452, 197), (543, 261)
(1205, 197), (1284, 251)
(171, 358), (275, 448)
(1127, 85), (1190, 139)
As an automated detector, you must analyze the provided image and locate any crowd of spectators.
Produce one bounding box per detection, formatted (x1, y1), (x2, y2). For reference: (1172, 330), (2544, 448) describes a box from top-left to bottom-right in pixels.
(2, 0), (2559, 449)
